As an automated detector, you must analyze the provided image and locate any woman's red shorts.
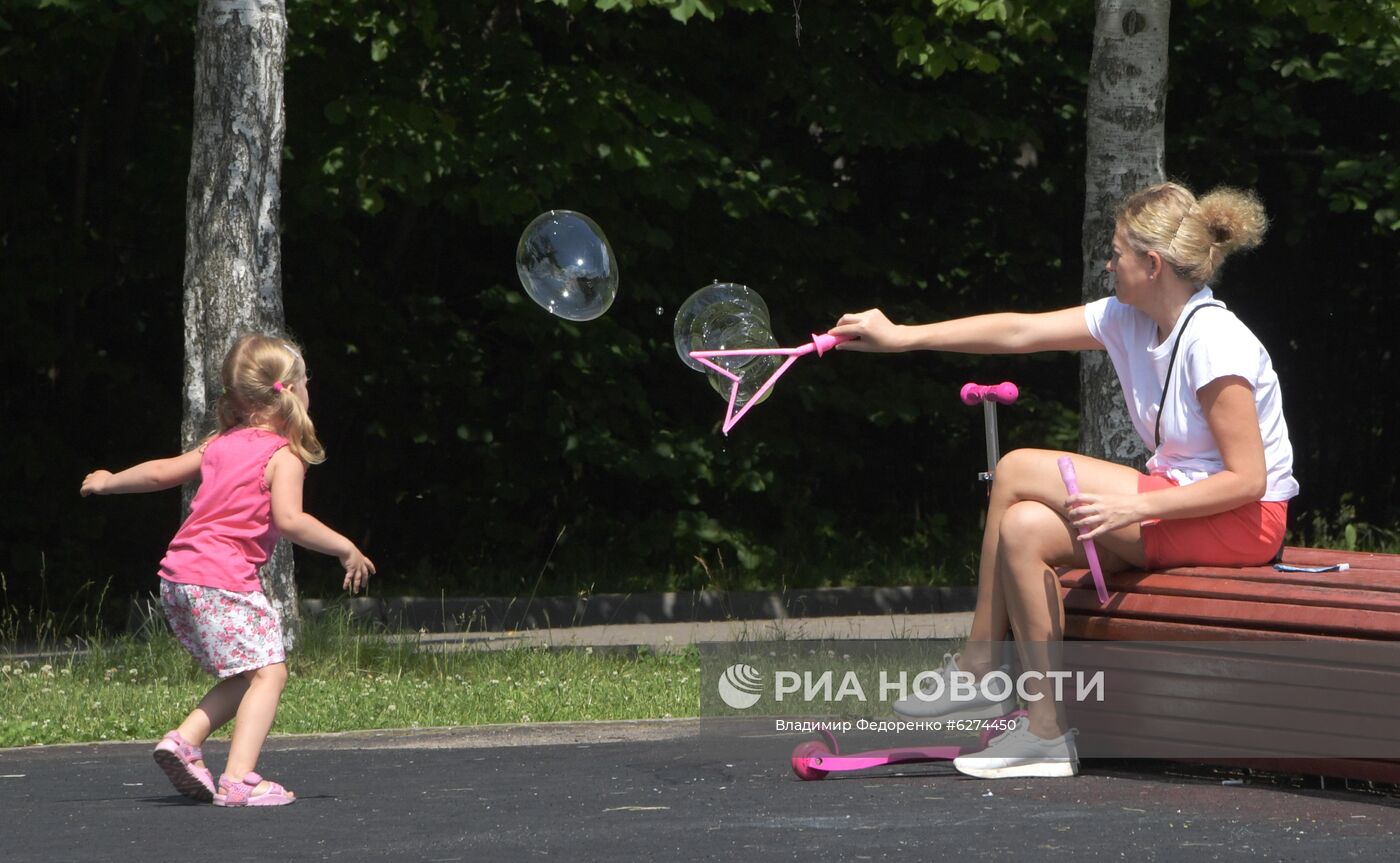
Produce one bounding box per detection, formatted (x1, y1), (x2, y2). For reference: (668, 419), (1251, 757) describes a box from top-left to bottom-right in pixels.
(1137, 474), (1288, 569)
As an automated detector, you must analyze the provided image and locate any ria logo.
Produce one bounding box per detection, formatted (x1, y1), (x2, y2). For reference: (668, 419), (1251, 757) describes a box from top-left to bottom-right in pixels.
(717, 663), (764, 710)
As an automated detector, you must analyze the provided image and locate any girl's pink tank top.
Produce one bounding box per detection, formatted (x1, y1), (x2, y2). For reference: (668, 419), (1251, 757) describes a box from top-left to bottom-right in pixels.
(158, 427), (289, 592)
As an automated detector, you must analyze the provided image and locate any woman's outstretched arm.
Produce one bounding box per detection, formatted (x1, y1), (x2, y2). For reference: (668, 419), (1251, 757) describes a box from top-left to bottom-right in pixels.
(828, 306), (1102, 354)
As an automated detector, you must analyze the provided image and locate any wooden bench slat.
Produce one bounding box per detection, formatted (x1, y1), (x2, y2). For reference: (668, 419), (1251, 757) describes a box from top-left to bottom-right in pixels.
(1059, 571), (1400, 612)
(1072, 675), (1400, 720)
(1280, 546), (1400, 571)
(1070, 710), (1399, 757)
(1064, 617), (1360, 641)
(1092, 568), (1400, 596)
(1063, 591), (1400, 638)
(1066, 643), (1400, 692)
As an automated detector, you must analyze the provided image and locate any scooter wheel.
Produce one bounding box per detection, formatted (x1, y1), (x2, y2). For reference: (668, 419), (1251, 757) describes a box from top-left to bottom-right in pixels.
(791, 740), (831, 781)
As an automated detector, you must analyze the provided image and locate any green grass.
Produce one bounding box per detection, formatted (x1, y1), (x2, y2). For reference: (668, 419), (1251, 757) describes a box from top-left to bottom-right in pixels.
(0, 612), (700, 748)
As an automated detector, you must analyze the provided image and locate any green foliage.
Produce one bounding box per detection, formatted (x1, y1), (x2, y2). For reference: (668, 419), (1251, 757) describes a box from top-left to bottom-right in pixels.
(887, 0), (1076, 79)
(2, 0), (1398, 625)
(1300, 496), (1400, 554)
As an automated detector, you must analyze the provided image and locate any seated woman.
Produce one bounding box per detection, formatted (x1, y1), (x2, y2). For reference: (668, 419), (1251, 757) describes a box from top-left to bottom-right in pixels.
(830, 183), (1298, 779)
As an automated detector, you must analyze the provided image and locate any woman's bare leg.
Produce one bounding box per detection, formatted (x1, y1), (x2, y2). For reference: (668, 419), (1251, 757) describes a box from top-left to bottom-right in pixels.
(962, 448), (1149, 681)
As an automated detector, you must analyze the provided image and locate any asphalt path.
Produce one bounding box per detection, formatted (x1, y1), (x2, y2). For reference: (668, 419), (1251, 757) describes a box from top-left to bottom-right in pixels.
(4, 719), (1399, 862)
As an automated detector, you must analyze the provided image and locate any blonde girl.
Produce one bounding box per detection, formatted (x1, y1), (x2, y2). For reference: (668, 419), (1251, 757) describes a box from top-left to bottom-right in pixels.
(82, 334), (375, 806)
(831, 183), (1296, 779)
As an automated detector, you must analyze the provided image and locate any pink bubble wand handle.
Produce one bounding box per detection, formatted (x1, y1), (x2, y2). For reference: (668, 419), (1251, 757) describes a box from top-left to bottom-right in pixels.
(689, 333), (851, 434)
(1058, 455), (1110, 605)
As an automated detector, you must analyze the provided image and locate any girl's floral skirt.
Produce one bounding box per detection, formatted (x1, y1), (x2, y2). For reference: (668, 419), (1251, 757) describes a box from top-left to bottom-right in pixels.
(160, 580), (286, 678)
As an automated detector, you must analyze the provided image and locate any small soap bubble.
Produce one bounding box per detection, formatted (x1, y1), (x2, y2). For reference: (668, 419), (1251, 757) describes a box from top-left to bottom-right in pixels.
(515, 210), (618, 321)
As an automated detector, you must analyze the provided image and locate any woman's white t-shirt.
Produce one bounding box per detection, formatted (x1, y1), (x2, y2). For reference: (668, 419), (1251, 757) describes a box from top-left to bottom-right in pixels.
(1083, 287), (1299, 502)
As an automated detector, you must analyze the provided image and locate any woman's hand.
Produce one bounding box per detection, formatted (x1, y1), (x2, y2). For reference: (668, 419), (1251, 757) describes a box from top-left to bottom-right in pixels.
(827, 309), (909, 353)
(1065, 492), (1147, 541)
(80, 470), (113, 496)
(341, 546), (376, 595)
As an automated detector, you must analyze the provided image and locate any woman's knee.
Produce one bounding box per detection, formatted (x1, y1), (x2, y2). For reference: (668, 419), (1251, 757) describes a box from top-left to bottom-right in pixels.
(998, 500), (1074, 563)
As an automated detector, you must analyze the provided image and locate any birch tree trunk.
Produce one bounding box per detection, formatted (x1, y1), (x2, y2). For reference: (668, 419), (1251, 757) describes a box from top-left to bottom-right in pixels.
(1079, 1), (1171, 466)
(180, 0), (299, 648)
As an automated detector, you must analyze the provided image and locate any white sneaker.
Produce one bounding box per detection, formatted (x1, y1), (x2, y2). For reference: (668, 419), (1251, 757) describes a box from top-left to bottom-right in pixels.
(952, 715), (1079, 779)
(892, 652), (1015, 720)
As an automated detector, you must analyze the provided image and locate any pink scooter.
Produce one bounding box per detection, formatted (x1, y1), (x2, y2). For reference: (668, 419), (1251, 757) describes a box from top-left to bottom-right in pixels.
(790, 381), (1029, 781)
(790, 716), (1025, 780)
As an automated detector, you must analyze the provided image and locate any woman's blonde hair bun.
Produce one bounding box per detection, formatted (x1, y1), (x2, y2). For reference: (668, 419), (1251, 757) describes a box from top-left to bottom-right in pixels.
(1117, 182), (1268, 284)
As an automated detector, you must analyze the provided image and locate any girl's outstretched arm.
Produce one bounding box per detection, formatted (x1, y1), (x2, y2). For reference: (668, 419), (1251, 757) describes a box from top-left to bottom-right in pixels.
(80, 449), (203, 496)
(267, 447), (376, 594)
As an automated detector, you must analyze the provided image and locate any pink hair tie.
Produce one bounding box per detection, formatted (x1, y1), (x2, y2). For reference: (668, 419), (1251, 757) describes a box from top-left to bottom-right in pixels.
(272, 381), (284, 393)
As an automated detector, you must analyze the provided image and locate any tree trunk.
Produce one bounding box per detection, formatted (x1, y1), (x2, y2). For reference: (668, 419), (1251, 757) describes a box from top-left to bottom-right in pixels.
(180, 0), (299, 648)
(1079, 1), (1171, 466)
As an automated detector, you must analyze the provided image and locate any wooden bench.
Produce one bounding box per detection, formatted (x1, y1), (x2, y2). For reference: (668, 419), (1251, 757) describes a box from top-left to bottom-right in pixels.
(1058, 546), (1400, 784)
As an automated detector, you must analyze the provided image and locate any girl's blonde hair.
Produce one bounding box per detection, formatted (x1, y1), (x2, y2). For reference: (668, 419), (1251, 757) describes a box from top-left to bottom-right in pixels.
(1116, 182), (1268, 285)
(217, 333), (326, 465)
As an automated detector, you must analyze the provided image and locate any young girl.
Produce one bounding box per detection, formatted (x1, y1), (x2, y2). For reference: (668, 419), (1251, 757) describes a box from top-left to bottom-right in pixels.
(81, 334), (374, 806)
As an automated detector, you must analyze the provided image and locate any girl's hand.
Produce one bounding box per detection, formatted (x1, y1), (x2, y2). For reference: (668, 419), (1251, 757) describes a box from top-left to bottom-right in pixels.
(341, 546), (376, 595)
(1065, 492), (1146, 541)
(80, 470), (113, 496)
(827, 309), (909, 353)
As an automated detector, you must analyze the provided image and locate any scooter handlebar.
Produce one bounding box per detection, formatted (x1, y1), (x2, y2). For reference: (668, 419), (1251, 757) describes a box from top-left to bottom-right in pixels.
(960, 381), (1019, 406)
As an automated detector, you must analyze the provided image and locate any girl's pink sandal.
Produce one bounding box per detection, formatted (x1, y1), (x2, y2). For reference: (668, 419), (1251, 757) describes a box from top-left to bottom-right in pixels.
(152, 730), (215, 802)
(213, 772), (296, 807)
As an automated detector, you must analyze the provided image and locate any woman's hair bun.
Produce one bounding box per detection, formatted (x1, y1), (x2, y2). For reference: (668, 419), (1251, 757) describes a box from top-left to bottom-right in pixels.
(1196, 187), (1268, 255)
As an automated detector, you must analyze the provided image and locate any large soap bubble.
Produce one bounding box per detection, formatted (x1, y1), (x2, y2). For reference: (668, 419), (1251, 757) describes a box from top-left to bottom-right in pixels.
(674, 282), (782, 408)
(673, 283), (773, 372)
(515, 210), (618, 321)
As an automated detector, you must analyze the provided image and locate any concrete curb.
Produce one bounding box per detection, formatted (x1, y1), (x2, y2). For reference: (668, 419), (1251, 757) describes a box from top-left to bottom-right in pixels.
(127, 585), (977, 633)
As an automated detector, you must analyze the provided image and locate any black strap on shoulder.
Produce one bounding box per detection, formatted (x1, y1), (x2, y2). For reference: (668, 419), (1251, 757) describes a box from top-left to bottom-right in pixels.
(1154, 302), (1225, 449)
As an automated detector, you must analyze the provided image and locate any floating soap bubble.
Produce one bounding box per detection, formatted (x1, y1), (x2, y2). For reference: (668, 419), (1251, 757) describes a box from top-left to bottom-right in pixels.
(515, 210), (618, 321)
(676, 283), (853, 434)
(673, 283), (773, 373)
(674, 282), (781, 409)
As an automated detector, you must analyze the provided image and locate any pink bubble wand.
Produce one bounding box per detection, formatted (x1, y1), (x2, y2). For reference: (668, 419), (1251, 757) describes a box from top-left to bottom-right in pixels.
(1058, 455), (1110, 605)
(688, 332), (851, 434)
